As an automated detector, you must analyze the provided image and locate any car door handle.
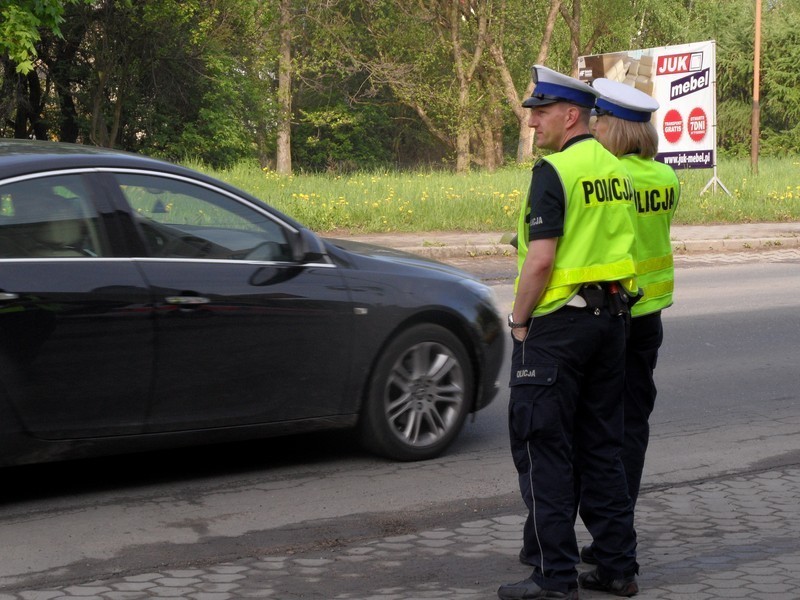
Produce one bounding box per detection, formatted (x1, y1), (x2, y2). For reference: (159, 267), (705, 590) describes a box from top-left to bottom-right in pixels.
(164, 296), (211, 305)
(0, 292), (19, 301)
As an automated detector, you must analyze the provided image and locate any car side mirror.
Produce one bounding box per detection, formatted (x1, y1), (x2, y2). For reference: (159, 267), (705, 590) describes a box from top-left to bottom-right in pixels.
(292, 228), (326, 263)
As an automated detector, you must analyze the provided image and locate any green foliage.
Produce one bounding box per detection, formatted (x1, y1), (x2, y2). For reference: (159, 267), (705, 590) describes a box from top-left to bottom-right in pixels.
(154, 53), (255, 168)
(292, 103), (394, 172)
(2, 0), (799, 174)
(0, 0), (68, 72)
(717, 99), (753, 158)
(628, 0), (691, 49)
(759, 1), (800, 155)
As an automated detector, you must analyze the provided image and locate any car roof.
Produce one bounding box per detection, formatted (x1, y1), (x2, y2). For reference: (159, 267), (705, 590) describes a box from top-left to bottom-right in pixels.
(0, 139), (308, 232)
(0, 139), (196, 180)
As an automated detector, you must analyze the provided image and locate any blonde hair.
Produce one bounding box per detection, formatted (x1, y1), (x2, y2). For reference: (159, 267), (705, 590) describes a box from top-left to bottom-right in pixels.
(600, 117), (659, 159)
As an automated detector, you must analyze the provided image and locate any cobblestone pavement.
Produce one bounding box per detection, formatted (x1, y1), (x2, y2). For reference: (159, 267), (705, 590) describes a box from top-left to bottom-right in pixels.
(2, 467), (798, 599)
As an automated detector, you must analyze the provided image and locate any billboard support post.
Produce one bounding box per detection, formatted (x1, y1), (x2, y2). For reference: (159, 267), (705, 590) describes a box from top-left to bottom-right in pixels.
(701, 41), (731, 196)
(700, 166), (731, 196)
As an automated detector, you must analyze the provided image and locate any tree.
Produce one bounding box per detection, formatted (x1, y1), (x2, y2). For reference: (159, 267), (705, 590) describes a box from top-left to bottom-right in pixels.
(484, 0), (563, 163)
(362, 0), (488, 173)
(444, 0), (488, 173)
(0, 0), (71, 73)
(758, 0), (800, 155)
(2, 0), (795, 170)
(0, 0), (82, 139)
(300, 1), (494, 173)
(4, 0), (268, 166)
(276, 0), (292, 174)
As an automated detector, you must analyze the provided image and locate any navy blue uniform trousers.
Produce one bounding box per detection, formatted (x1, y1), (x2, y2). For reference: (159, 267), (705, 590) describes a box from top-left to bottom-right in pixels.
(621, 310), (663, 507)
(510, 305), (638, 593)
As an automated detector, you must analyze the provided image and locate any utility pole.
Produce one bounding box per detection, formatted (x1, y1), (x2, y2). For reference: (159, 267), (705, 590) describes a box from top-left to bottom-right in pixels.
(751, 0), (762, 175)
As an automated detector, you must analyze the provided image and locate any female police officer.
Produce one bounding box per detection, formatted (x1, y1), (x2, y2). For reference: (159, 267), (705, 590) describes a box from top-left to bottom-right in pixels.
(498, 66), (639, 600)
(579, 78), (680, 568)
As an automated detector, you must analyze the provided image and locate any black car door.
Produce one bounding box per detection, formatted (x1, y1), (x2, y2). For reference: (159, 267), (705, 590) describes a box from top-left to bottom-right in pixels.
(108, 172), (355, 432)
(0, 173), (154, 439)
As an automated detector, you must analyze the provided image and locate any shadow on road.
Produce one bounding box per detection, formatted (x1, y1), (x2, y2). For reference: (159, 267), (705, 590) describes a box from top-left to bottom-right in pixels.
(1, 429), (366, 504)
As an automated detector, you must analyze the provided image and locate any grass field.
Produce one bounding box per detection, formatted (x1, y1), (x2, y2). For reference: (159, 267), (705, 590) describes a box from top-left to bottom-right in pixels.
(197, 156), (800, 234)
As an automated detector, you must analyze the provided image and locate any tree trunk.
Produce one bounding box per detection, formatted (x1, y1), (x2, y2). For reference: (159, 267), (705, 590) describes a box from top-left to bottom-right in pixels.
(13, 75), (30, 139)
(109, 95), (122, 148)
(559, 0), (581, 76)
(89, 70), (109, 147)
(484, 0), (561, 163)
(477, 111), (502, 172)
(450, 0), (485, 174)
(51, 32), (84, 143)
(456, 70), (471, 173)
(517, 0), (562, 162)
(276, 0), (292, 175)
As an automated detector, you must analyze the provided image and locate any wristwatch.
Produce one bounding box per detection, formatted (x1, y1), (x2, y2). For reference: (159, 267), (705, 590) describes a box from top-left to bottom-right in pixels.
(507, 313), (530, 329)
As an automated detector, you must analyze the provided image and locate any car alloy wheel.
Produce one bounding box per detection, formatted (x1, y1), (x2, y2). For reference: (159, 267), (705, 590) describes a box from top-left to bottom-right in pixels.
(359, 324), (474, 461)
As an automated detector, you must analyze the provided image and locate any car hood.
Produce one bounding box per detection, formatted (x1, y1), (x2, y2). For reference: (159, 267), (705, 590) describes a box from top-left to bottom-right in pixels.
(323, 237), (478, 281)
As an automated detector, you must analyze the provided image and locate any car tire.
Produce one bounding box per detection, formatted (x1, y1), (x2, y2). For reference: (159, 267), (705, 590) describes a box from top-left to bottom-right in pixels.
(358, 324), (474, 461)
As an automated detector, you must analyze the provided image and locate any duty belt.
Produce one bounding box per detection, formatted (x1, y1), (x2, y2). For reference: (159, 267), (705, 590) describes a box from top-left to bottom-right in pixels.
(567, 282), (630, 316)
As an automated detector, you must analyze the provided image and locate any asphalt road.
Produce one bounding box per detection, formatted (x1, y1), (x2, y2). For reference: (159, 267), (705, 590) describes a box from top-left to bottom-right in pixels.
(445, 251), (800, 483)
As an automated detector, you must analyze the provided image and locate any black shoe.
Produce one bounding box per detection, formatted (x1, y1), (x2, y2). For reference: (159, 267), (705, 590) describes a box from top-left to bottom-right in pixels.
(519, 547), (535, 566)
(497, 578), (579, 600)
(578, 569), (638, 597)
(580, 544), (599, 565)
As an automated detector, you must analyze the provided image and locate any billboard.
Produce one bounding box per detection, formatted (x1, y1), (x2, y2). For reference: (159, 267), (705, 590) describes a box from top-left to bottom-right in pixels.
(578, 40), (717, 171)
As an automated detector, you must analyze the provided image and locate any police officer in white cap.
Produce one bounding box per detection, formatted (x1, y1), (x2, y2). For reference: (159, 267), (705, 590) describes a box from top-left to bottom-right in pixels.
(578, 78), (680, 578)
(499, 65), (640, 599)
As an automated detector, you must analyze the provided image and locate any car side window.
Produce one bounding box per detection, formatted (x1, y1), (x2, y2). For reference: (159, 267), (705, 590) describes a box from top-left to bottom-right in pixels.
(0, 176), (108, 258)
(116, 173), (292, 261)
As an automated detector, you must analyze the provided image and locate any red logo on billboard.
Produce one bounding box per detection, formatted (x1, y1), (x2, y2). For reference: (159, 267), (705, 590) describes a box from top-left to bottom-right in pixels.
(656, 52), (704, 76)
(687, 107), (707, 142)
(662, 109), (683, 144)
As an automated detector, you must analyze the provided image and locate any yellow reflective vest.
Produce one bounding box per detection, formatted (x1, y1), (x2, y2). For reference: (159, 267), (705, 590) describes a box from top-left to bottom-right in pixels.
(516, 138), (638, 316)
(622, 155), (680, 317)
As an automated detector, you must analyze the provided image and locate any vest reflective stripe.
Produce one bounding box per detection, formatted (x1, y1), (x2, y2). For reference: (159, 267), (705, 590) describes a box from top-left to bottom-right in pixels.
(636, 253), (673, 274)
(547, 258), (638, 288)
(640, 279), (674, 302)
(538, 259), (638, 307)
(623, 155), (680, 317)
(516, 138), (638, 316)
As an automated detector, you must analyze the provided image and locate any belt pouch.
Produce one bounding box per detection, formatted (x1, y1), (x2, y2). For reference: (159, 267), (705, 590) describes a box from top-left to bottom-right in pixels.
(580, 287), (606, 310)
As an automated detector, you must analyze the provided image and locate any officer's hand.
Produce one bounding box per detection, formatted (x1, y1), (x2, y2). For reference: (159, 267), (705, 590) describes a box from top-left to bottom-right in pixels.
(511, 327), (528, 342)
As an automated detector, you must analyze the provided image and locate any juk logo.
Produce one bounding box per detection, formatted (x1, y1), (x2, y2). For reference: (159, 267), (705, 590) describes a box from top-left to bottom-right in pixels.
(657, 52), (704, 76)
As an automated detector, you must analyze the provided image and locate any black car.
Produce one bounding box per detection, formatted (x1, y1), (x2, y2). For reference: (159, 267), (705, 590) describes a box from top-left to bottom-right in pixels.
(0, 140), (504, 466)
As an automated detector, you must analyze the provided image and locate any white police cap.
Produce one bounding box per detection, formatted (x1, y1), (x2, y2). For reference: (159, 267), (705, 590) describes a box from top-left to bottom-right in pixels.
(522, 65), (598, 109)
(592, 78), (659, 123)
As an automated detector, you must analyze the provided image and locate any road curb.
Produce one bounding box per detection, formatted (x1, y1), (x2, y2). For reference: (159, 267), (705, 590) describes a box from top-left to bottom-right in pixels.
(344, 226), (800, 260)
(376, 236), (800, 260)
(675, 235), (800, 253)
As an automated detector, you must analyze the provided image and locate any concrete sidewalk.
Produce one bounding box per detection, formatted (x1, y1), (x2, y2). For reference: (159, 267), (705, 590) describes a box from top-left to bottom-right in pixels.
(336, 222), (800, 260)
